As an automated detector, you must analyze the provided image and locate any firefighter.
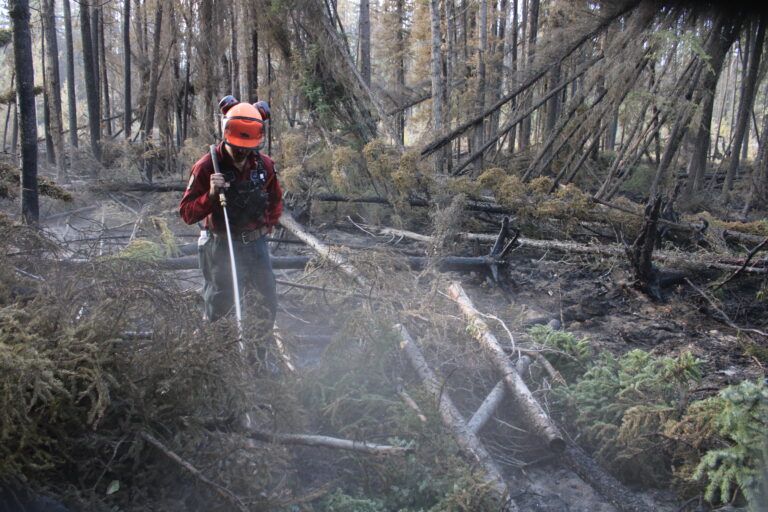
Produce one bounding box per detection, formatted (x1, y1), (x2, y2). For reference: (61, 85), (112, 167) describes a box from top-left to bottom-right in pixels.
(179, 97), (283, 335)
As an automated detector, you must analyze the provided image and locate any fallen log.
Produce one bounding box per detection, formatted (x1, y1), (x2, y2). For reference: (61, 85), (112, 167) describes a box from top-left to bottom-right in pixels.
(313, 193), (514, 215)
(92, 181), (187, 193)
(379, 227), (768, 275)
(466, 381), (506, 435)
(247, 431), (411, 456)
(279, 211), (369, 287)
(447, 282), (565, 452)
(158, 254), (503, 273)
(396, 324), (516, 508)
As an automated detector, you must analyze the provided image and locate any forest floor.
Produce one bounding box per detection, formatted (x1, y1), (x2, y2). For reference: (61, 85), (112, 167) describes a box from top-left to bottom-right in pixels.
(2, 163), (767, 511)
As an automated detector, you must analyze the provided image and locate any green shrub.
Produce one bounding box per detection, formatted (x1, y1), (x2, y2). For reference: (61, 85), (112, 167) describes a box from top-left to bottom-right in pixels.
(560, 349), (702, 485)
(694, 380), (768, 510)
(527, 325), (591, 379)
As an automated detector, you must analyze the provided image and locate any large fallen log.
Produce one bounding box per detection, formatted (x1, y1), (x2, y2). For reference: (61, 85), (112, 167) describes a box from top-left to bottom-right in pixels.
(379, 227), (768, 275)
(447, 282), (565, 452)
(396, 325), (516, 509)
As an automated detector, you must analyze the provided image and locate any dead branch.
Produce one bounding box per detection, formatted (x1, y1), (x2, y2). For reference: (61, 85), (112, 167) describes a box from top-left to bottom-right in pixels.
(447, 282), (565, 451)
(139, 431), (249, 512)
(247, 431), (411, 456)
(711, 236), (768, 290)
(396, 324), (516, 508)
(684, 278), (768, 337)
(397, 386), (428, 423)
(279, 210), (369, 287)
(518, 349), (566, 385)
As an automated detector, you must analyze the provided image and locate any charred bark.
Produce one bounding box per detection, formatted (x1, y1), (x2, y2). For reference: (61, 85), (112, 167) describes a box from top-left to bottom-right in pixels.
(10, 0), (39, 224)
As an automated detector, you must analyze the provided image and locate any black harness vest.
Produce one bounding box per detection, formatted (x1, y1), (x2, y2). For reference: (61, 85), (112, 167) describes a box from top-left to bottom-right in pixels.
(221, 154), (270, 229)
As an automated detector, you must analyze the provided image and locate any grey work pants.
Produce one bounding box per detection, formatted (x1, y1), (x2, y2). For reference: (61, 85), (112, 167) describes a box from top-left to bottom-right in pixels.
(198, 232), (277, 332)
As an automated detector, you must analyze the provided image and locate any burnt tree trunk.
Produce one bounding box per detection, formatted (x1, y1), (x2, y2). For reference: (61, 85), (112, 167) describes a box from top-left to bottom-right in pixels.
(80, 0), (102, 161)
(683, 19), (737, 199)
(99, 8), (112, 137)
(63, 0), (77, 148)
(10, 0), (39, 224)
(723, 15), (765, 198)
(429, 0), (446, 172)
(143, 0), (164, 140)
(359, 0), (371, 86)
(40, 26), (55, 166)
(42, 0), (66, 180)
(123, 0), (131, 138)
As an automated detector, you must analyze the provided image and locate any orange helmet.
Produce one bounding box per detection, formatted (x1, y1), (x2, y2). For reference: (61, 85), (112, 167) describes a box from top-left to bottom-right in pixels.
(222, 103), (264, 150)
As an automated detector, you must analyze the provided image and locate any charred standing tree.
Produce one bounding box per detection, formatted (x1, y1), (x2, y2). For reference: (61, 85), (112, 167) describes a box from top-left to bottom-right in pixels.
(395, 0), (406, 146)
(9, 0), (39, 224)
(473, 0), (488, 165)
(359, 0), (371, 86)
(429, 0), (446, 172)
(625, 196), (686, 300)
(683, 18), (738, 200)
(519, 0), (540, 150)
(40, 27), (55, 166)
(98, 8), (112, 137)
(62, 0), (77, 148)
(143, 0), (164, 140)
(123, 0), (131, 138)
(41, 0), (66, 180)
(80, 0), (102, 162)
(723, 14), (766, 199)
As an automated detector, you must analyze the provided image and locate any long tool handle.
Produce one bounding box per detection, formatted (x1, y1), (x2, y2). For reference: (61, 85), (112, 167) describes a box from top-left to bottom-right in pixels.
(209, 145), (243, 342)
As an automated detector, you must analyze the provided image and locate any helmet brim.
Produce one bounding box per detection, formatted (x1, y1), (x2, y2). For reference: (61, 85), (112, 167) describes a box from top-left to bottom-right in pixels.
(224, 137), (263, 150)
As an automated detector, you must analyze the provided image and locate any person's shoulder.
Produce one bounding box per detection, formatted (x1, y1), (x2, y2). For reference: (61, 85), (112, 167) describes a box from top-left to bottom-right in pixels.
(191, 150), (213, 174)
(257, 152), (277, 172)
(258, 152), (275, 166)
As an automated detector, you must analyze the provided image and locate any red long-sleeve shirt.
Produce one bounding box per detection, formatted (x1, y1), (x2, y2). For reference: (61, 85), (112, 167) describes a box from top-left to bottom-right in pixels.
(179, 142), (283, 233)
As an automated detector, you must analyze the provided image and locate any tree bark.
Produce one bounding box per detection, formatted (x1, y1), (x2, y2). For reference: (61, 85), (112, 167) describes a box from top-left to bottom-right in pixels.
(683, 19), (737, 199)
(91, 5), (101, 127)
(9, 0), (39, 225)
(2, 72), (12, 151)
(473, 0), (488, 167)
(396, 325), (514, 507)
(80, 0), (102, 162)
(42, 0), (66, 180)
(429, 0), (446, 172)
(248, 430), (410, 455)
(395, 0), (406, 146)
(359, 0), (371, 86)
(519, 0), (539, 149)
(99, 8), (112, 137)
(447, 282), (565, 451)
(63, 0), (78, 148)
(143, 0), (164, 140)
(723, 15), (765, 198)
(40, 24), (55, 166)
(123, 0), (131, 139)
